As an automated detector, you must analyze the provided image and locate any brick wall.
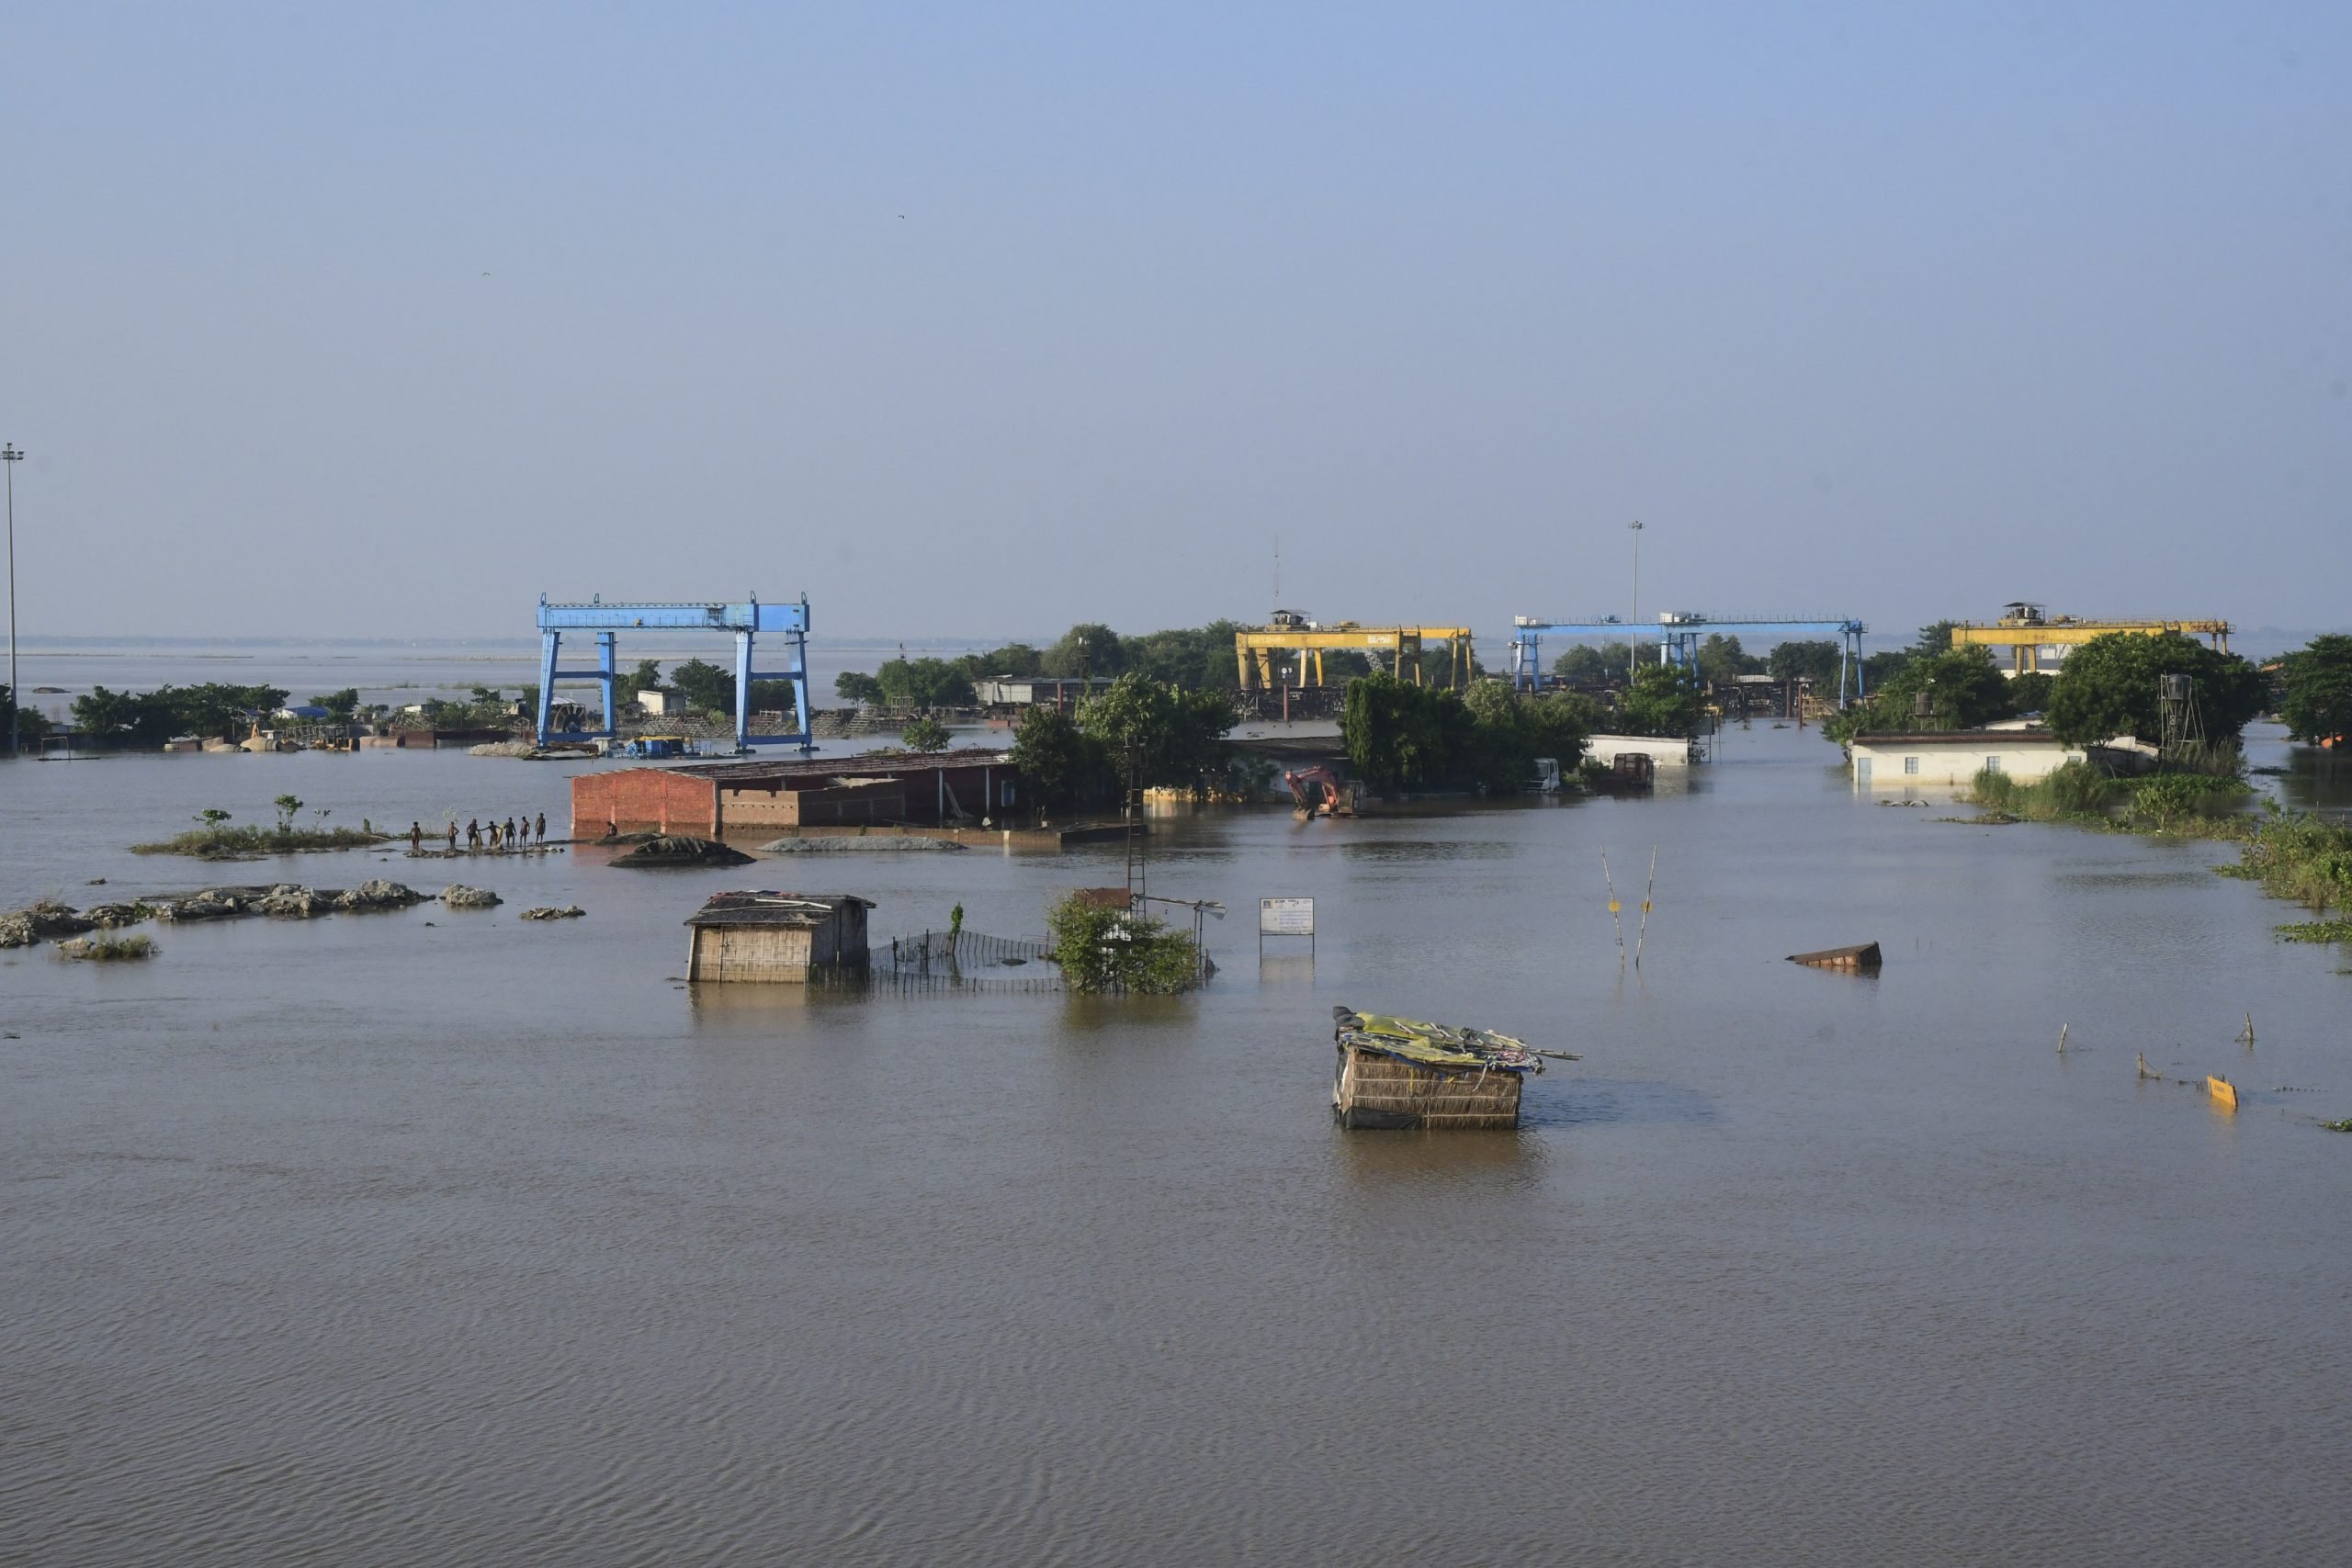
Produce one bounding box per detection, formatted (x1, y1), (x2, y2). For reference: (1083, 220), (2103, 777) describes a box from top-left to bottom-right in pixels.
(571, 769), (721, 837)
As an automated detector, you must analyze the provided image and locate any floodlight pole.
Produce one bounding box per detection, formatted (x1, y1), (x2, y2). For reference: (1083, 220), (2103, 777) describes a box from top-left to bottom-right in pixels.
(4, 445), (21, 759)
(1627, 519), (1644, 682)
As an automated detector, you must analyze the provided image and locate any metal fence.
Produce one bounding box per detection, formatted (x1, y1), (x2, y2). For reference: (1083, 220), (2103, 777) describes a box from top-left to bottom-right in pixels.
(874, 929), (1064, 992)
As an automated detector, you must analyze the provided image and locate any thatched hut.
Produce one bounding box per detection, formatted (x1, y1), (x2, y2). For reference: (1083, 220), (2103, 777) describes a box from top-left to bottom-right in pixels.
(1332, 1046), (1526, 1130)
(684, 892), (874, 982)
(1329, 1007), (1540, 1131)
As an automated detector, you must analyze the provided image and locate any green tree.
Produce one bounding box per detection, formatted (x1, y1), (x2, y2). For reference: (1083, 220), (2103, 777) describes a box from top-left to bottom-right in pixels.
(1010, 705), (1109, 809)
(1552, 642), (1634, 684)
(1824, 645), (2013, 745)
(1695, 634), (1763, 683)
(1524, 689), (1601, 763)
(1041, 623), (1127, 679)
(835, 671), (886, 705)
(2006, 671), (2056, 714)
(169, 682), (291, 740)
(901, 716), (952, 752)
(1341, 672), (1474, 793)
(1912, 621), (1958, 656)
(311, 688), (361, 718)
(1077, 672), (1234, 790)
(1123, 622), (1247, 689)
(1045, 892), (1201, 993)
(73, 686), (177, 745)
(1616, 664), (1707, 738)
(2046, 632), (2266, 749)
(617, 659), (662, 705)
(1456, 679), (1592, 790)
(1860, 649), (1914, 689)
(875, 657), (976, 709)
(1767, 640), (1842, 685)
(2277, 635), (2352, 746)
(960, 641), (1046, 679)
(273, 794), (304, 833)
(669, 658), (735, 715)
(1, 683), (51, 743)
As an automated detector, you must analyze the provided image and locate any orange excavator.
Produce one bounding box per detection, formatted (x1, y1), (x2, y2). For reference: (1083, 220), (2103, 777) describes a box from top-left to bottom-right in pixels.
(1285, 765), (1360, 820)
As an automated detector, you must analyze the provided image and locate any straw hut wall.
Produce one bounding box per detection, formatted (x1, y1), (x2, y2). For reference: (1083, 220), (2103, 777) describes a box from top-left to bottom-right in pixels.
(1331, 1043), (1524, 1131)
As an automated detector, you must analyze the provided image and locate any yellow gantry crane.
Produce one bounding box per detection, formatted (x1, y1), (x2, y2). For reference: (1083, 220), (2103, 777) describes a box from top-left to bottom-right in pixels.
(1952, 603), (2232, 675)
(1235, 609), (1476, 691)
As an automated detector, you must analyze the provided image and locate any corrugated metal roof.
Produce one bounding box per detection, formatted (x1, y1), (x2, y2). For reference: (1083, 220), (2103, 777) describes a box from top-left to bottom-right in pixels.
(684, 891), (876, 928)
(662, 749), (1014, 788)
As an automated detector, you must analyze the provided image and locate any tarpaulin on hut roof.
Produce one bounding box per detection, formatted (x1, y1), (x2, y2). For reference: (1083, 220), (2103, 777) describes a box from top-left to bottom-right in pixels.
(1332, 1007), (1543, 1073)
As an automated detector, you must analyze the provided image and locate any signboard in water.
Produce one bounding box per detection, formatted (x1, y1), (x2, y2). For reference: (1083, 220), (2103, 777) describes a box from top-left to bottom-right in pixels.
(1259, 897), (1315, 935)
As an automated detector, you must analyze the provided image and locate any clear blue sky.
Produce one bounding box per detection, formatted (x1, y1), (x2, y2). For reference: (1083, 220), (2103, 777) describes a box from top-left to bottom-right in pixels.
(4, 2), (2346, 644)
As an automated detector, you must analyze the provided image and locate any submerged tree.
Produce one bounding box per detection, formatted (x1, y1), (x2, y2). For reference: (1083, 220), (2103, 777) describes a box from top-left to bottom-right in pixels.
(900, 716), (952, 752)
(1615, 664), (1707, 739)
(1823, 646), (2014, 746)
(1077, 672), (1234, 792)
(1046, 892), (1201, 993)
(2046, 632), (2265, 749)
(1009, 706), (1109, 810)
(2277, 635), (2352, 747)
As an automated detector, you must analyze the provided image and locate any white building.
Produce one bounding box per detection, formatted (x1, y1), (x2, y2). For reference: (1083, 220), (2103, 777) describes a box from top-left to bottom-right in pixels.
(1586, 732), (1699, 770)
(1849, 723), (2086, 794)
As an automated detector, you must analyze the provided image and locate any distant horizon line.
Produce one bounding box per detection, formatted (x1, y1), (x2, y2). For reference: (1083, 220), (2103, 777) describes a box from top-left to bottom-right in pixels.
(13, 622), (2346, 655)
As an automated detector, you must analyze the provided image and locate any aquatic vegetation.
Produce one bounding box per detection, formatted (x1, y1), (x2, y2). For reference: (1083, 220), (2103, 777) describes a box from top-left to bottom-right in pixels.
(134, 807), (390, 858)
(2274, 921), (2352, 944)
(55, 932), (158, 962)
(2232, 805), (2352, 915)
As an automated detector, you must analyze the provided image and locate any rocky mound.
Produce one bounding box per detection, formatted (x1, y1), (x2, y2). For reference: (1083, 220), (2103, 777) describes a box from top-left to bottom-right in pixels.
(611, 836), (755, 868)
(0, 900), (96, 948)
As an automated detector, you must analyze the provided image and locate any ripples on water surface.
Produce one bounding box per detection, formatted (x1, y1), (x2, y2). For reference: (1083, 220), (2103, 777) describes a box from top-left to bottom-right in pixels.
(4, 725), (2349, 1565)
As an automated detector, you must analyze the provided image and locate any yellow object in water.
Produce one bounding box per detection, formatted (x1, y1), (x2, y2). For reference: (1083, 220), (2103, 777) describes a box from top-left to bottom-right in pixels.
(2207, 1075), (2238, 1111)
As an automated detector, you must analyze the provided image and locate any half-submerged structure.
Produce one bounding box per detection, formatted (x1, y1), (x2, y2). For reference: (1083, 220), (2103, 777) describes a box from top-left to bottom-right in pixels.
(684, 892), (874, 982)
(1330, 1007), (1552, 1130)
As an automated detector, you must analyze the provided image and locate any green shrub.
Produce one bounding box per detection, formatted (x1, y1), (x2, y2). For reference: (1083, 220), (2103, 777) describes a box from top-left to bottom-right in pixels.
(2041, 760), (2117, 817)
(57, 932), (158, 961)
(1968, 768), (2018, 812)
(1045, 893), (1201, 994)
(2127, 772), (2248, 828)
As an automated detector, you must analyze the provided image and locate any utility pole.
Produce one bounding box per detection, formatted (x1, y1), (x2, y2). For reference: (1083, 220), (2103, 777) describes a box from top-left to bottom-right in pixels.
(1627, 519), (1644, 682)
(4, 445), (21, 759)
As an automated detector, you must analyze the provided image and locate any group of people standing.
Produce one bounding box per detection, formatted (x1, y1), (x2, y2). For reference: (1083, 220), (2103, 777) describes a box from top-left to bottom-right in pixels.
(408, 813), (549, 852)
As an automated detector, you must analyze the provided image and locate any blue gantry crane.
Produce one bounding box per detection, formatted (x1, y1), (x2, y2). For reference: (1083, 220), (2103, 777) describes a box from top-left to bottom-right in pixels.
(1510, 614), (1869, 705)
(535, 593), (814, 755)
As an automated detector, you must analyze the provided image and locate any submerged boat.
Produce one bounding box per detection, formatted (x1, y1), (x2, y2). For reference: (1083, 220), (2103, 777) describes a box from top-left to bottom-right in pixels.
(1329, 1007), (1555, 1131)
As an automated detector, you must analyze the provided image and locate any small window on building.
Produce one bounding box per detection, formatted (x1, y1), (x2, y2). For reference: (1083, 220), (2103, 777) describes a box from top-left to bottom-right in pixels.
(1984, 756), (2004, 773)
(1903, 756), (1919, 775)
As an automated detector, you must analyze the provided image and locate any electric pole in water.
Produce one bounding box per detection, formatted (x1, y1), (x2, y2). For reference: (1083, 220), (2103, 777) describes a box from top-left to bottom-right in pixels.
(4, 445), (21, 760)
(1627, 519), (1644, 682)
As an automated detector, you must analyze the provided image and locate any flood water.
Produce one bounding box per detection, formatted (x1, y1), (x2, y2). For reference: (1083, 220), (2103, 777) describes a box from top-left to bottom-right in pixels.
(5, 723), (2349, 1565)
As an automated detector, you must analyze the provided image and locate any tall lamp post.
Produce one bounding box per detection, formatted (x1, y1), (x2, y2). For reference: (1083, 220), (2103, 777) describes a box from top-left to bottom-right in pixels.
(4, 444), (21, 759)
(1627, 519), (1644, 682)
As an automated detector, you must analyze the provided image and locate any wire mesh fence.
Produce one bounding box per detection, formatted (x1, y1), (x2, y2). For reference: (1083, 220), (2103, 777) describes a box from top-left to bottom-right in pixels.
(871, 929), (1064, 992)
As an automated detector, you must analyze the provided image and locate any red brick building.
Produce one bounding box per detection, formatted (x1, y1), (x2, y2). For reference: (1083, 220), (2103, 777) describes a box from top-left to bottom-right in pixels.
(571, 750), (1021, 838)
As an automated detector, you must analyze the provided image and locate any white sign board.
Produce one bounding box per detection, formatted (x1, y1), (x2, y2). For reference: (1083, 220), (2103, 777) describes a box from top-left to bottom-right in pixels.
(1259, 897), (1316, 936)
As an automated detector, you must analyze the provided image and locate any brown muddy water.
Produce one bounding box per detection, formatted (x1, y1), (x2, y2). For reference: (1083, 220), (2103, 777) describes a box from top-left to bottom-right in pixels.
(5, 726), (2349, 1565)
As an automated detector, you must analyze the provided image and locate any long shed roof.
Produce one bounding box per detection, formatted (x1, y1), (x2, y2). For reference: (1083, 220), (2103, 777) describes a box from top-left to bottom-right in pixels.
(657, 749), (1015, 789)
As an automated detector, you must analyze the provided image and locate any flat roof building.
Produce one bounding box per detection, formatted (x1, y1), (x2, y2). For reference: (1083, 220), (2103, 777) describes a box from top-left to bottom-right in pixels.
(1849, 727), (2088, 794)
